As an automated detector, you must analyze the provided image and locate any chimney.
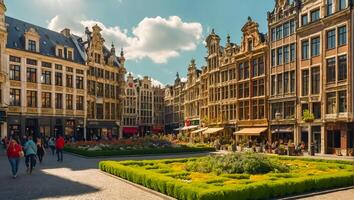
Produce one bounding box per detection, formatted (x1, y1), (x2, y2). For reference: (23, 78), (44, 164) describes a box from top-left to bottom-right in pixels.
(60, 28), (71, 37)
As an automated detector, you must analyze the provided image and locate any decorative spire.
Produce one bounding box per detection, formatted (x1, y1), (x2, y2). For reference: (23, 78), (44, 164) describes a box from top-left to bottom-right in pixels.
(211, 28), (215, 34)
(176, 72), (179, 78)
(191, 58), (195, 65)
(227, 34), (231, 44)
(110, 42), (115, 55)
(248, 16), (252, 22)
(120, 48), (124, 57)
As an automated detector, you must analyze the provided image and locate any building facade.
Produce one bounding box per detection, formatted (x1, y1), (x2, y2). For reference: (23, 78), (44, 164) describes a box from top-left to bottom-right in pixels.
(297, 0), (353, 154)
(122, 73), (138, 137)
(153, 86), (165, 134)
(0, 0), (126, 140)
(268, 0), (298, 145)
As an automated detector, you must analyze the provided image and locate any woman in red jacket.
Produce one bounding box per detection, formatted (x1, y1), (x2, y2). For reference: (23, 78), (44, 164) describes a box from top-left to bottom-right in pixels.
(7, 138), (23, 178)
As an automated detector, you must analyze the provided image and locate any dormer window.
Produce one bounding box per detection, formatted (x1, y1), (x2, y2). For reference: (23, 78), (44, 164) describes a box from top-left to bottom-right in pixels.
(58, 49), (63, 58)
(28, 40), (36, 52)
(94, 53), (101, 64)
(68, 50), (73, 60)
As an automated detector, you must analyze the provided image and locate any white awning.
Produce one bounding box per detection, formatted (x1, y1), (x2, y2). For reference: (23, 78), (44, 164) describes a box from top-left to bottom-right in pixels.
(234, 127), (268, 136)
(174, 127), (183, 131)
(180, 125), (198, 131)
(204, 127), (224, 134)
(191, 127), (208, 134)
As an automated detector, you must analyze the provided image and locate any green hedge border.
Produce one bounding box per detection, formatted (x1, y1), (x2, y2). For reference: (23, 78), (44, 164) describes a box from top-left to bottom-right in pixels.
(99, 157), (354, 200)
(64, 146), (215, 157)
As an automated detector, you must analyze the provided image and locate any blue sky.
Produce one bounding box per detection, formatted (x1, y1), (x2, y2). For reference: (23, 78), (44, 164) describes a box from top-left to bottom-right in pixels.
(5, 0), (274, 86)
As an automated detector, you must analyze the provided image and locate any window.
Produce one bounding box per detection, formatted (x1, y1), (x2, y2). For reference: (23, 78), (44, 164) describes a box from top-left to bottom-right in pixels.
(244, 62), (249, 79)
(10, 65), (21, 81)
(290, 19), (295, 34)
(97, 83), (104, 97)
(244, 83), (249, 97)
(327, 29), (336, 49)
(26, 91), (37, 107)
(252, 80), (258, 97)
(283, 22), (290, 37)
(258, 57), (264, 75)
(290, 43), (296, 62)
(28, 40), (36, 52)
(302, 69), (309, 96)
(10, 56), (21, 63)
(284, 102), (295, 119)
(252, 59), (258, 77)
(55, 93), (62, 109)
(66, 94), (73, 110)
(26, 68), (37, 83)
(41, 71), (51, 85)
(339, 0), (346, 10)
(310, 9), (320, 22)
(271, 28), (276, 41)
(248, 39), (253, 51)
(259, 79), (264, 96)
(55, 64), (62, 70)
(76, 69), (84, 74)
(277, 47), (283, 65)
(276, 25), (282, 40)
(68, 50), (73, 60)
(58, 49), (63, 58)
(26, 59), (37, 65)
(326, 58), (336, 83)
(284, 72), (289, 94)
(302, 104), (309, 116)
(284, 45), (289, 64)
(338, 91), (347, 112)
(66, 74), (73, 88)
(271, 75), (276, 95)
(290, 71), (295, 93)
(301, 40), (309, 60)
(96, 104), (103, 119)
(10, 89), (21, 106)
(41, 62), (52, 68)
(277, 74), (283, 95)
(338, 26), (347, 46)
(326, 92), (336, 114)
(76, 96), (84, 110)
(55, 72), (62, 86)
(271, 49), (276, 66)
(238, 63), (244, 80)
(338, 55), (347, 81)
(41, 92), (51, 108)
(311, 37), (320, 57)
(327, 0), (333, 16)
(301, 14), (308, 26)
(311, 67), (320, 94)
(94, 53), (101, 64)
(76, 76), (84, 89)
(66, 67), (73, 73)
(313, 102), (321, 119)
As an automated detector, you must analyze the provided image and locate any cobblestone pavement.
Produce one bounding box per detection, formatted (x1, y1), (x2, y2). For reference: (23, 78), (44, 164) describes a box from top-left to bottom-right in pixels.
(0, 149), (352, 200)
(296, 188), (354, 200)
(0, 150), (208, 200)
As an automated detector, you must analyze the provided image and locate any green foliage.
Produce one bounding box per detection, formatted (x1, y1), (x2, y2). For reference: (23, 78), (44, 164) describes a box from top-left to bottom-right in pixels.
(99, 157), (354, 200)
(185, 153), (290, 175)
(302, 109), (315, 122)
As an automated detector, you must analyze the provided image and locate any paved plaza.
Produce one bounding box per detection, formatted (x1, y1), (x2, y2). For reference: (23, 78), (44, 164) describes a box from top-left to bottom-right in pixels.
(0, 150), (352, 200)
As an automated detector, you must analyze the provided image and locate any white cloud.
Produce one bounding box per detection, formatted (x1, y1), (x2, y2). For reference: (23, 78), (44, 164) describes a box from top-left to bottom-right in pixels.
(47, 15), (203, 64)
(180, 77), (187, 82)
(128, 72), (165, 88)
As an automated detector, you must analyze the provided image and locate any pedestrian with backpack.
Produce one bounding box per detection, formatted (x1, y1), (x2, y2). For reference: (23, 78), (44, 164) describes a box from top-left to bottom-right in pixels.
(24, 136), (37, 174)
(7, 138), (23, 178)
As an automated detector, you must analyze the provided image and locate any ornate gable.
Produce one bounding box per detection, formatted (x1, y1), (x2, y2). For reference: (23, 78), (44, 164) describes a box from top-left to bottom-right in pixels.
(239, 17), (264, 53)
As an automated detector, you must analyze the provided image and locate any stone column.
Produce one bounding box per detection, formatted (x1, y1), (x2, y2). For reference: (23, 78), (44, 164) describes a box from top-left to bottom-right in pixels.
(308, 125), (312, 153)
(340, 126), (348, 156)
(320, 125), (326, 154)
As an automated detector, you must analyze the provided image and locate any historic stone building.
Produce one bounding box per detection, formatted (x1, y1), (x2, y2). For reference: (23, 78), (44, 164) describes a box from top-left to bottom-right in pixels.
(268, 0), (298, 145)
(153, 85), (165, 134)
(164, 73), (185, 133)
(0, 0), (126, 139)
(122, 73), (138, 137)
(297, 0), (353, 154)
(183, 59), (201, 128)
(234, 18), (268, 140)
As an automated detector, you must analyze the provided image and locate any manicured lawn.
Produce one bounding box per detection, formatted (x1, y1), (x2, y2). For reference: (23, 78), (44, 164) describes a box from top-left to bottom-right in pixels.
(99, 153), (354, 200)
(65, 145), (214, 157)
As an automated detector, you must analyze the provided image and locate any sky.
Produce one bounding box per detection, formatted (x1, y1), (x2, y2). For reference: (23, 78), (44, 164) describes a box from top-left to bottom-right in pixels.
(5, 0), (274, 86)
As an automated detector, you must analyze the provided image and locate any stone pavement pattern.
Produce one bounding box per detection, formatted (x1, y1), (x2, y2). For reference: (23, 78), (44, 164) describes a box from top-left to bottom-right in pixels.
(0, 150), (352, 200)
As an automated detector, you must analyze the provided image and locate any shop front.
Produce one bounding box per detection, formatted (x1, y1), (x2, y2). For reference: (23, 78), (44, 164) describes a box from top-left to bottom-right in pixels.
(87, 121), (119, 140)
(152, 125), (164, 134)
(326, 122), (353, 156)
(123, 127), (138, 138)
(271, 125), (294, 144)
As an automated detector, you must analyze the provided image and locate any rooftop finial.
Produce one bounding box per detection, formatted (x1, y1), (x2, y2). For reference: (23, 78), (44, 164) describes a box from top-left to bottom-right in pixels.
(248, 16), (252, 22)
(211, 28), (215, 34)
(120, 48), (124, 57)
(111, 42), (116, 54)
(227, 34), (231, 44)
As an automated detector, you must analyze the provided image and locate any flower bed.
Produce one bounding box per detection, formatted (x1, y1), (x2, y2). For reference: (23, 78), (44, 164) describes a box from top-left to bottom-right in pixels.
(64, 137), (214, 157)
(99, 153), (354, 200)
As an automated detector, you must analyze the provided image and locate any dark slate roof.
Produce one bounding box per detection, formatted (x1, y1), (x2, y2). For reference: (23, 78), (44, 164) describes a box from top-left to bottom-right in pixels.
(5, 16), (86, 64)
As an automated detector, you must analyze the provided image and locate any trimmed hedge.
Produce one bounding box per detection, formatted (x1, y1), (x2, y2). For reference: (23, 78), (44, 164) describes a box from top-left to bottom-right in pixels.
(64, 146), (214, 157)
(99, 158), (354, 200)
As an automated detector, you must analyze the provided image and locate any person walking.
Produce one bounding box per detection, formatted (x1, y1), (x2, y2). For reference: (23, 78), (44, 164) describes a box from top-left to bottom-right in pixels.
(56, 135), (65, 162)
(24, 136), (37, 174)
(36, 141), (45, 163)
(48, 137), (56, 156)
(7, 138), (23, 178)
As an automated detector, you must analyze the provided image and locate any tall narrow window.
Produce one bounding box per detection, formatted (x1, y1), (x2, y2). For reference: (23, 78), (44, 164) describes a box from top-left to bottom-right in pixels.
(271, 75), (276, 95)
(302, 40), (309, 60)
(41, 92), (51, 108)
(301, 14), (308, 26)
(55, 72), (62, 86)
(290, 19), (295, 34)
(311, 66), (320, 94)
(66, 74), (73, 88)
(290, 71), (295, 93)
(326, 92), (336, 114)
(327, 0), (333, 16)
(338, 55), (347, 81)
(311, 37), (320, 57)
(338, 26), (347, 46)
(284, 72), (289, 94)
(55, 93), (62, 109)
(26, 68), (37, 83)
(10, 65), (21, 81)
(271, 28), (276, 41)
(258, 57), (264, 75)
(276, 25), (282, 40)
(326, 58), (336, 83)
(41, 71), (51, 85)
(283, 22), (290, 37)
(271, 49), (276, 66)
(66, 94), (73, 110)
(339, 0), (346, 10)
(313, 102), (321, 119)
(338, 91), (347, 112)
(290, 43), (296, 62)
(326, 29), (336, 49)
(284, 45), (289, 64)
(302, 69), (309, 96)
(310, 9), (320, 22)
(10, 89), (21, 106)
(277, 74), (283, 95)
(27, 91), (37, 107)
(277, 47), (283, 65)
(28, 40), (36, 52)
